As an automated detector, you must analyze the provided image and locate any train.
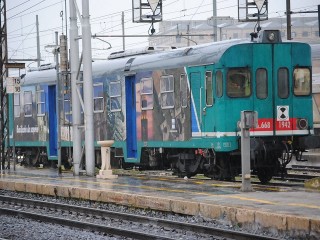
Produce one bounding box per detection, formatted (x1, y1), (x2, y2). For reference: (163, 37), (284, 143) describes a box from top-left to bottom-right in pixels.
(8, 29), (320, 183)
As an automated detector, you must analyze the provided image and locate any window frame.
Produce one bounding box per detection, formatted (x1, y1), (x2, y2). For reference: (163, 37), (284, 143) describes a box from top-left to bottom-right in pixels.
(215, 70), (223, 98)
(160, 75), (175, 109)
(23, 91), (33, 117)
(109, 81), (122, 112)
(256, 68), (268, 100)
(278, 67), (289, 99)
(205, 71), (213, 106)
(140, 77), (154, 110)
(36, 89), (45, 116)
(293, 67), (311, 96)
(226, 67), (251, 98)
(93, 82), (104, 113)
(180, 74), (188, 108)
(14, 93), (20, 118)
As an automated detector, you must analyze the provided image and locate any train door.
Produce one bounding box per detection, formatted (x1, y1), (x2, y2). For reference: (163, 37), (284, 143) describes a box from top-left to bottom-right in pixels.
(202, 67), (215, 135)
(125, 75), (137, 159)
(273, 44), (293, 135)
(252, 44), (274, 136)
(190, 71), (204, 137)
(48, 85), (57, 158)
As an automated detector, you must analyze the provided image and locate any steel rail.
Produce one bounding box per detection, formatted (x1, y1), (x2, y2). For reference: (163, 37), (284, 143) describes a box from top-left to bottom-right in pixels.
(0, 194), (278, 240)
(0, 207), (171, 240)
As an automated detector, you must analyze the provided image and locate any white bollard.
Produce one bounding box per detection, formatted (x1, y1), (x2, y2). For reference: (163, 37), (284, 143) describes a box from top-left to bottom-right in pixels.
(96, 140), (118, 179)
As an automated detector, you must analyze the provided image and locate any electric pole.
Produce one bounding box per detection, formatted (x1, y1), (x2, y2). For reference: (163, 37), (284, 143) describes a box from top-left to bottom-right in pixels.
(286, 0), (292, 40)
(0, 0), (8, 171)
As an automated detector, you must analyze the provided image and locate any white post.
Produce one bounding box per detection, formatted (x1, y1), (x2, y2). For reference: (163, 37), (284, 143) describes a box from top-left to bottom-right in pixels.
(240, 111), (257, 192)
(69, 0), (82, 175)
(82, 0), (95, 176)
(97, 140), (118, 179)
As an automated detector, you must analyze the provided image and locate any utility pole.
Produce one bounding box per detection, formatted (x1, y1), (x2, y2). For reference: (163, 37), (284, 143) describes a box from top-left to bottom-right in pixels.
(82, 0), (95, 176)
(0, 0), (8, 171)
(187, 25), (190, 46)
(213, 0), (217, 42)
(286, 0), (292, 40)
(122, 11), (125, 51)
(36, 15), (41, 67)
(54, 32), (62, 171)
(69, 0), (82, 176)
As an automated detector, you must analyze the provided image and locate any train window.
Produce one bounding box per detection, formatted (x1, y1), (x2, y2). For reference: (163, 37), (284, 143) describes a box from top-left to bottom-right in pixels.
(14, 93), (20, 118)
(227, 68), (251, 98)
(256, 68), (268, 99)
(23, 91), (32, 117)
(140, 77), (154, 110)
(36, 90), (45, 116)
(180, 74), (188, 108)
(93, 83), (104, 113)
(160, 75), (174, 109)
(216, 71), (223, 98)
(205, 71), (213, 106)
(109, 81), (121, 112)
(278, 68), (289, 98)
(293, 68), (311, 96)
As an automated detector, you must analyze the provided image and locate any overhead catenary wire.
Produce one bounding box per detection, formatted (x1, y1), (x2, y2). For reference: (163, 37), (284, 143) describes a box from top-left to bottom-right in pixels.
(7, 0), (32, 12)
(7, 0), (320, 64)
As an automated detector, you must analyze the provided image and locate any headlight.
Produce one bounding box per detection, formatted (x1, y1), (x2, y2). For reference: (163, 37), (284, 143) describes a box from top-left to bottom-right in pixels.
(268, 32), (275, 42)
(297, 118), (308, 130)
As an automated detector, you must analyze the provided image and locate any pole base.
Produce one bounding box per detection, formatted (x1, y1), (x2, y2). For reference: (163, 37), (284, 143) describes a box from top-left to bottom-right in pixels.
(96, 170), (118, 179)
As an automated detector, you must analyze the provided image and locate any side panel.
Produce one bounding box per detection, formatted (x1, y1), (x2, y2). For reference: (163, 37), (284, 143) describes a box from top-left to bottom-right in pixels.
(48, 85), (57, 157)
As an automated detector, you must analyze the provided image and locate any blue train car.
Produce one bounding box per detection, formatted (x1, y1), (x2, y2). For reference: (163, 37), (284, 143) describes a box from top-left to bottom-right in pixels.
(10, 30), (317, 183)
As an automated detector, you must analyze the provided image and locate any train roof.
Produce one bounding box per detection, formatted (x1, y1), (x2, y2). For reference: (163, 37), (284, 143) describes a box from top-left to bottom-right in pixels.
(21, 38), (317, 86)
(90, 39), (246, 77)
(21, 68), (57, 86)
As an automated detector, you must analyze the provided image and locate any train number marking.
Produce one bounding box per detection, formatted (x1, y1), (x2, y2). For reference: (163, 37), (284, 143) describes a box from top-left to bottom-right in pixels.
(278, 120), (291, 129)
(257, 121), (271, 129)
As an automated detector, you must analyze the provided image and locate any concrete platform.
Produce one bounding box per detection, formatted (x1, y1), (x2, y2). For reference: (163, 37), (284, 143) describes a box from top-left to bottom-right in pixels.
(0, 166), (320, 238)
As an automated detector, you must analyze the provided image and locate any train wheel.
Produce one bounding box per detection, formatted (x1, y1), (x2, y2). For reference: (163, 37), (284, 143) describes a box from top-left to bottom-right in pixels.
(176, 155), (201, 178)
(257, 167), (273, 184)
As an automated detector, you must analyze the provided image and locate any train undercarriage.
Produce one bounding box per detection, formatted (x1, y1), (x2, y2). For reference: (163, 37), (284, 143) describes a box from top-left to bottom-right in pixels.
(135, 137), (313, 184)
(10, 135), (319, 184)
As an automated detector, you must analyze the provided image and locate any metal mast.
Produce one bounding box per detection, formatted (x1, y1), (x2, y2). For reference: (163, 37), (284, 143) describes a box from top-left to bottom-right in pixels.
(36, 15), (41, 67)
(81, 0), (95, 176)
(0, 0), (8, 171)
(69, 0), (82, 175)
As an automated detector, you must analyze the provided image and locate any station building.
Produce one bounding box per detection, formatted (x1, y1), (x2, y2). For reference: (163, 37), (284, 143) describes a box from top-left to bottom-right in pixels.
(149, 16), (319, 47)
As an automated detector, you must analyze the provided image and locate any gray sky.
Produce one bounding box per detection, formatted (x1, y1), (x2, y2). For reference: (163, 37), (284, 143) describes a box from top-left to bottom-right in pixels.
(7, 0), (319, 72)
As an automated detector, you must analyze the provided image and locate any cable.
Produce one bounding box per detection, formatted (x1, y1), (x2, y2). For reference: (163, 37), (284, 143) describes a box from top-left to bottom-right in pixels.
(8, 0), (63, 21)
(8, 0), (47, 20)
(9, 24), (36, 59)
(7, 0), (32, 12)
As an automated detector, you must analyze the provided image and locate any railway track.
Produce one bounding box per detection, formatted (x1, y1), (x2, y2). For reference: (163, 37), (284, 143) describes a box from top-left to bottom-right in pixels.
(289, 165), (320, 173)
(0, 195), (277, 240)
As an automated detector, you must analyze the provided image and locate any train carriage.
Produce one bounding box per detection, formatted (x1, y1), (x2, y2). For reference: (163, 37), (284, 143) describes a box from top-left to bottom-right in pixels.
(10, 30), (318, 183)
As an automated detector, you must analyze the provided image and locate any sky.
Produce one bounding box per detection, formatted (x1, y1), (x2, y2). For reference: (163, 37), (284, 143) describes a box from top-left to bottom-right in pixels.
(6, 0), (319, 74)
